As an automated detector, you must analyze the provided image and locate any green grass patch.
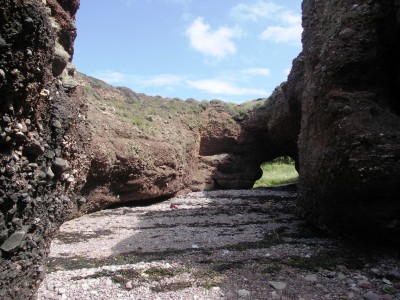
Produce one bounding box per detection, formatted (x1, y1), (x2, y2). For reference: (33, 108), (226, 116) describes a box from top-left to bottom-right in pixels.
(253, 158), (298, 188)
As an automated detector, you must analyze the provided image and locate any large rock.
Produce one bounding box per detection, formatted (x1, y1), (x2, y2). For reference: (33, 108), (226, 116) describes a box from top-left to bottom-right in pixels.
(0, 1), (88, 299)
(296, 0), (400, 241)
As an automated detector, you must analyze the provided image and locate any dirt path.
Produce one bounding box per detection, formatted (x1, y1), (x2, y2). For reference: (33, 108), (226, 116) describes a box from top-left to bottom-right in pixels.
(38, 189), (400, 300)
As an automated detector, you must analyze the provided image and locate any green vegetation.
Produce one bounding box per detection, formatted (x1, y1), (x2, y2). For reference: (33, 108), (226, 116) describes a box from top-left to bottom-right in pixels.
(253, 157), (298, 188)
(80, 72), (267, 137)
(144, 266), (191, 279)
(151, 282), (193, 293)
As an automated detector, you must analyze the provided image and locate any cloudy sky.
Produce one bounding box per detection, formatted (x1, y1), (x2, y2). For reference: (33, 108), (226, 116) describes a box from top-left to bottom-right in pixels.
(73, 0), (302, 103)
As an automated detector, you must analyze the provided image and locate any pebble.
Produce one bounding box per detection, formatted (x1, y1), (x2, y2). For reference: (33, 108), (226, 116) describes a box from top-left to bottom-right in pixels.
(388, 270), (400, 280)
(52, 120), (62, 129)
(268, 281), (287, 290)
(304, 274), (318, 282)
(326, 271), (336, 278)
(52, 158), (70, 172)
(125, 281), (133, 289)
(358, 280), (373, 289)
(237, 289), (251, 297)
(339, 28), (356, 40)
(382, 278), (392, 285)
(0, 229), (27, 252)
(371, 268), (381, 276)
(363, 291), (382, 300)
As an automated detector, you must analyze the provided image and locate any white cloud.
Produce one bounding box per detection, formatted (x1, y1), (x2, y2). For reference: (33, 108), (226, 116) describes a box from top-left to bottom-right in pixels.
(141, 74), (184, 87)
(231, 1), (302, 45)
(95, 71), (270, 99)
(96, 71), (127, 83)
(260, 11), (302, 45)
(186, 17), (241, 59)
(241, 68), (271, 76)
(186, 78), (269, 96)
(95, 71), (184, 88)
(231, 1), (280, 22)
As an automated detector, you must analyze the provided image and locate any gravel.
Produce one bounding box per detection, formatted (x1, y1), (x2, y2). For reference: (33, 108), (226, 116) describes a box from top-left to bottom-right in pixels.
(38, 188), (400, 300)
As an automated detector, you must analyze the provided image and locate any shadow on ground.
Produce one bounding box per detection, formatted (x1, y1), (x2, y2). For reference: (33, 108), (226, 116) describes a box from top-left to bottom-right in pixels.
(39, 187), (400, 300)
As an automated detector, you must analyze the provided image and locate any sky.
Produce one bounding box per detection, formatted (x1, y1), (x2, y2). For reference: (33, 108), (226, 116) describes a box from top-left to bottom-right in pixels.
(73, 0), (302, 103)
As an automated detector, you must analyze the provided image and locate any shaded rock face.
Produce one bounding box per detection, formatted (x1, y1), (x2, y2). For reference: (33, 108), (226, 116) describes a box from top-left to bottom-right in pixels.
(0, 0), (88, 299)
(296, 0), (400, 240)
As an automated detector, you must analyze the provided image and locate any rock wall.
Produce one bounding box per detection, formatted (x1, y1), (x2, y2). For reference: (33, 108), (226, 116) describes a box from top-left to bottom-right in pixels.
(74, 75), (274, 214)
(296, 0), (400, 241)
(0, 0), (88, 299)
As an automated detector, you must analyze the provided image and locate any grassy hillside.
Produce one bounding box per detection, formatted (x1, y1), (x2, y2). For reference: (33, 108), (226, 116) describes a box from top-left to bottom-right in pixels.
(79, 72), (268, 136)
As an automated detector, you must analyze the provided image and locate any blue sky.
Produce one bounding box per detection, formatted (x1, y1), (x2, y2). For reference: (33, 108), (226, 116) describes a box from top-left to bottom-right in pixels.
(73, 0), (302, 103)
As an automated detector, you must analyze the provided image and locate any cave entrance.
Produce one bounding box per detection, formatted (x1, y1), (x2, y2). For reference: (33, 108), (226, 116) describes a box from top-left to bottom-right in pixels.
(253, 156), (298, 188)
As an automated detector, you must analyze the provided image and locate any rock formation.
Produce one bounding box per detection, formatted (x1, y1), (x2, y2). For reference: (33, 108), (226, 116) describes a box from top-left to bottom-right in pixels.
(295, 0), (400, 241)
(0, 0), (88, 298)
(1, 0), (400, 298)
(75, 74), (274, 214)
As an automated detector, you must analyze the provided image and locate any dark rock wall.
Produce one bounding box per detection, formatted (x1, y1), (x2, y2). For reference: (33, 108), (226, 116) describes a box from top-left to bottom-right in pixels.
(296, 0), (400, 240)
(0, 1), (87, 299)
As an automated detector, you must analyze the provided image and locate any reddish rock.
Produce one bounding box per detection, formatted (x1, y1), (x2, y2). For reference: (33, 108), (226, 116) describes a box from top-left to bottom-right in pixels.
(296, 0), (400, 241)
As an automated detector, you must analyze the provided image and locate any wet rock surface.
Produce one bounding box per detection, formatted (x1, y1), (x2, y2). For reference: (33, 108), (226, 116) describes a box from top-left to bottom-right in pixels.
(38, 189), (400, 300)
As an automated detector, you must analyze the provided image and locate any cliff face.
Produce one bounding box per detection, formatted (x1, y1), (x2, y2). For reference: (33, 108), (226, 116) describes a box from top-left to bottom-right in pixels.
(295, 0), (400, 240)
(0, 1), (89, 298)
(74, 74), (273, 214)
